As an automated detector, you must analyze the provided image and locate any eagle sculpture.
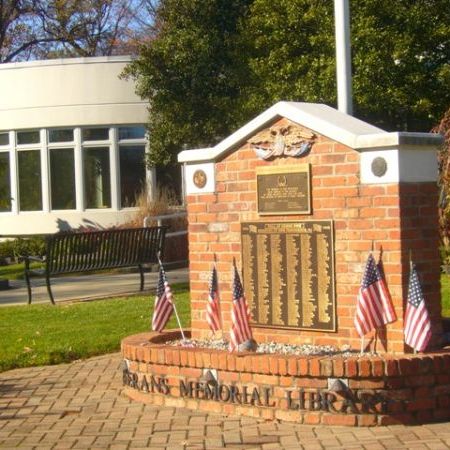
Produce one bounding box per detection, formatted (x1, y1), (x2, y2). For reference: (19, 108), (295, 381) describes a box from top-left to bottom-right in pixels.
(249, 125), (316, 160)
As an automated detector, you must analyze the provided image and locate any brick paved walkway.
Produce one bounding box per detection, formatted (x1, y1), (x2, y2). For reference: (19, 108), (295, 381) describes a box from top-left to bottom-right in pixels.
(1, 353), (449, 449)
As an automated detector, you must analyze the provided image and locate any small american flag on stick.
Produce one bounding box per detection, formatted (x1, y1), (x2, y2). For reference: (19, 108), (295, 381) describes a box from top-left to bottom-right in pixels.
(152, 264), (174, 332)
(229, 260), (253, 352)
(355, 253), (397, 337)
(207, 264), (221, 333)
(404, 263), (432, 352)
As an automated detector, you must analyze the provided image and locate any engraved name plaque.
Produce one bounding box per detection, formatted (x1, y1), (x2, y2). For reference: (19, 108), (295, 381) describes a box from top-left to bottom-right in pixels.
(256, 165), (311, 215)
(241, 220), (336, 332)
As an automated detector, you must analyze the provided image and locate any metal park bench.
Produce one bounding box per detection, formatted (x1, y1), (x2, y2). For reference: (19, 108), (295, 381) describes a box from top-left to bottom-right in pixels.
(23, 226), (166, 305)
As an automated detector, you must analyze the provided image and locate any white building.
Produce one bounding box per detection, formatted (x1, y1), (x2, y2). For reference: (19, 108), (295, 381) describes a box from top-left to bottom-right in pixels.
(0, 56), (156, 235)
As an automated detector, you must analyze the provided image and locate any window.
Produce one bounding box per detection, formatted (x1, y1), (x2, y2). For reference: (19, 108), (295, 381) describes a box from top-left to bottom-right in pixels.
(50, 148), (76, 210)
(49, 129), (74, 143)
(0, 153), (11, 212)
(119, 126), (146, 140)
(82, 128), (109, 141)
(18, 150), (42, 211)
(119, 145), (146, 207)
(83, 147), (111, 208)
(0, 133), (9, 146)
(17, 130), (40, 145)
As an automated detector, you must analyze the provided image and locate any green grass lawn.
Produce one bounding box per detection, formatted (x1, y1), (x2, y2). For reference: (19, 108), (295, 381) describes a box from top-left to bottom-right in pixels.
(0, 271), (449, 374)
(0, 283), (190, 373)
(0, 262), (42, 280)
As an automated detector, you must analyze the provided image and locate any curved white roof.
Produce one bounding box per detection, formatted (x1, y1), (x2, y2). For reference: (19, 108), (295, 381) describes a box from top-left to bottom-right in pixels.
(0, 56), (147, 130)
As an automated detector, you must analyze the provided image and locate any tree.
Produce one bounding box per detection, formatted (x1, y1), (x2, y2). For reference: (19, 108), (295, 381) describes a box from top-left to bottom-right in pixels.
(127, 0), (450, 164)
(123, 0), (253, 165)
(0, 0), (158, 62)
(243, 0), (450, 131)
(433, 109), (450, 264)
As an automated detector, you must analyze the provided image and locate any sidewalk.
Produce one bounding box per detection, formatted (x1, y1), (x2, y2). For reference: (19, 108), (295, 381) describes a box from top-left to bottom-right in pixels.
(1, 352), (450, 449)
(0, 268), (189, 306)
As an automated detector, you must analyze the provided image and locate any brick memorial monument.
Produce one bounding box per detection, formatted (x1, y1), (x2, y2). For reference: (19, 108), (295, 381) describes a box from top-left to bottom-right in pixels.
(122, 102), (450, 426)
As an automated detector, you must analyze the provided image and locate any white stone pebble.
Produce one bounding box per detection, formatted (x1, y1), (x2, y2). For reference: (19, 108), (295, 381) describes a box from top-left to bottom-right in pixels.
(165, 338), (360, 357)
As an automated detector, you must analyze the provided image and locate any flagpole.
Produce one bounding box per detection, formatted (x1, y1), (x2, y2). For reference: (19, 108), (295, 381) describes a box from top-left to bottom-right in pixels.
(157, 252), (186, 341)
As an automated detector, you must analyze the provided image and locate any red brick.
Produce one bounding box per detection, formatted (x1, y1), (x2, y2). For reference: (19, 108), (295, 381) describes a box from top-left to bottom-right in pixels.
(378, 414), (415, 426)
(357, 415), (377, 426)
(405, 375), (435, 387)
(406, 398), (435, 411)
(227, 354), (236, 371)
(269, 357), (279, 375)
(287, 357), (297, 376)
(278, 357), (288, 376)
(371, 359), (384, 377)
(320, 359), (333, 377)
(333, 359), (344, 377)
(303, 412), (321, 424)
(358, 359), (371, 377)
(218, 353), (227, 370)
(322, 414), (356, 426)
(298, 358), (309, 376)
(345, 359), (358, 377)
(309, 358), (320, 377)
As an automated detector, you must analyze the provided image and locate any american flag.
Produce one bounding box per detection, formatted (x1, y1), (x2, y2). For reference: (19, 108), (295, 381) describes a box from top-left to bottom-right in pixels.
(229, 262), (253, 352)
(207, 265), (221, 333)
(354, 253), (397, 337)
(404, 264), (432, 352)
(151, 264), (174, 332)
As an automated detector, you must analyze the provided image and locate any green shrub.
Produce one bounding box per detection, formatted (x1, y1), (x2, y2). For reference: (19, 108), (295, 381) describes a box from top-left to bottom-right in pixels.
(0, 237), (46, 264)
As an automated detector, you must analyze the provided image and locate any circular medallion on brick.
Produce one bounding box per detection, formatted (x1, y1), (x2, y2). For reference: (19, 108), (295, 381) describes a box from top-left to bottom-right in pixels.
(193, 169), (207, 188)
(371, 157), (388, 177)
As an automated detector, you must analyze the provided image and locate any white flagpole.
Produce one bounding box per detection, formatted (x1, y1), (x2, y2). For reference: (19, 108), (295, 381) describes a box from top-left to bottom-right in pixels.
(157, 252), (186, 341)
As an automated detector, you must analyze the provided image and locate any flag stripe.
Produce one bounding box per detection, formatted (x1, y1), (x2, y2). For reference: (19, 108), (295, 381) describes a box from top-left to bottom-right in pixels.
(354, 253), (397, 337)
(404, 264), (432, 352)
(206, 265), (221, 332)
(229, 264), (253, 352)
(152, 267), (174, 332)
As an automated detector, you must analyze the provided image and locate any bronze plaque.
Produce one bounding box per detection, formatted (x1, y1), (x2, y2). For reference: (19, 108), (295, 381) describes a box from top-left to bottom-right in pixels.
(241, 220), (335, 332)
(256, 165), (311, 215)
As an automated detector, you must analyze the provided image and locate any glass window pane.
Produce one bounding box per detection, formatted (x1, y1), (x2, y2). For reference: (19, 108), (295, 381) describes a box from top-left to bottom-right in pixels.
(0, 153), (11, 212)
(18, 150), (42, 211)
(49, 129), (74, 143)
(82, 128), (109, 141)
(119, 145), (146, 207)
(83, 147), (111, 208)
(119, 126), (146, 140)
(50, 148), (76, 210)
(0, 133), (9, 146)
(17, 130), (40, 145)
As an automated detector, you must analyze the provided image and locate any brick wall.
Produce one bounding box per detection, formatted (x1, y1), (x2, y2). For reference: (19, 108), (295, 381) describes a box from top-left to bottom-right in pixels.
(186, 118), (443, 353)
(122, 332), (450, 426)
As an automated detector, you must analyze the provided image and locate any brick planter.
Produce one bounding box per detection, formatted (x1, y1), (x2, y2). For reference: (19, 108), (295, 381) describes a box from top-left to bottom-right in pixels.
(122, 332), (450, 426)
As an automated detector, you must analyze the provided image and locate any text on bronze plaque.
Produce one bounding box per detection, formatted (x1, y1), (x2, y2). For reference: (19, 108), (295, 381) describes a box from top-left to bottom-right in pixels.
(256, 165), (311, 215)
(241, 221), (335, 332)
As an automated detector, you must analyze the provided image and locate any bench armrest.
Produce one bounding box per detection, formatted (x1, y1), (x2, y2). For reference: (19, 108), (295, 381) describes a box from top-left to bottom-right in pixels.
(19, 255), (45, 263)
